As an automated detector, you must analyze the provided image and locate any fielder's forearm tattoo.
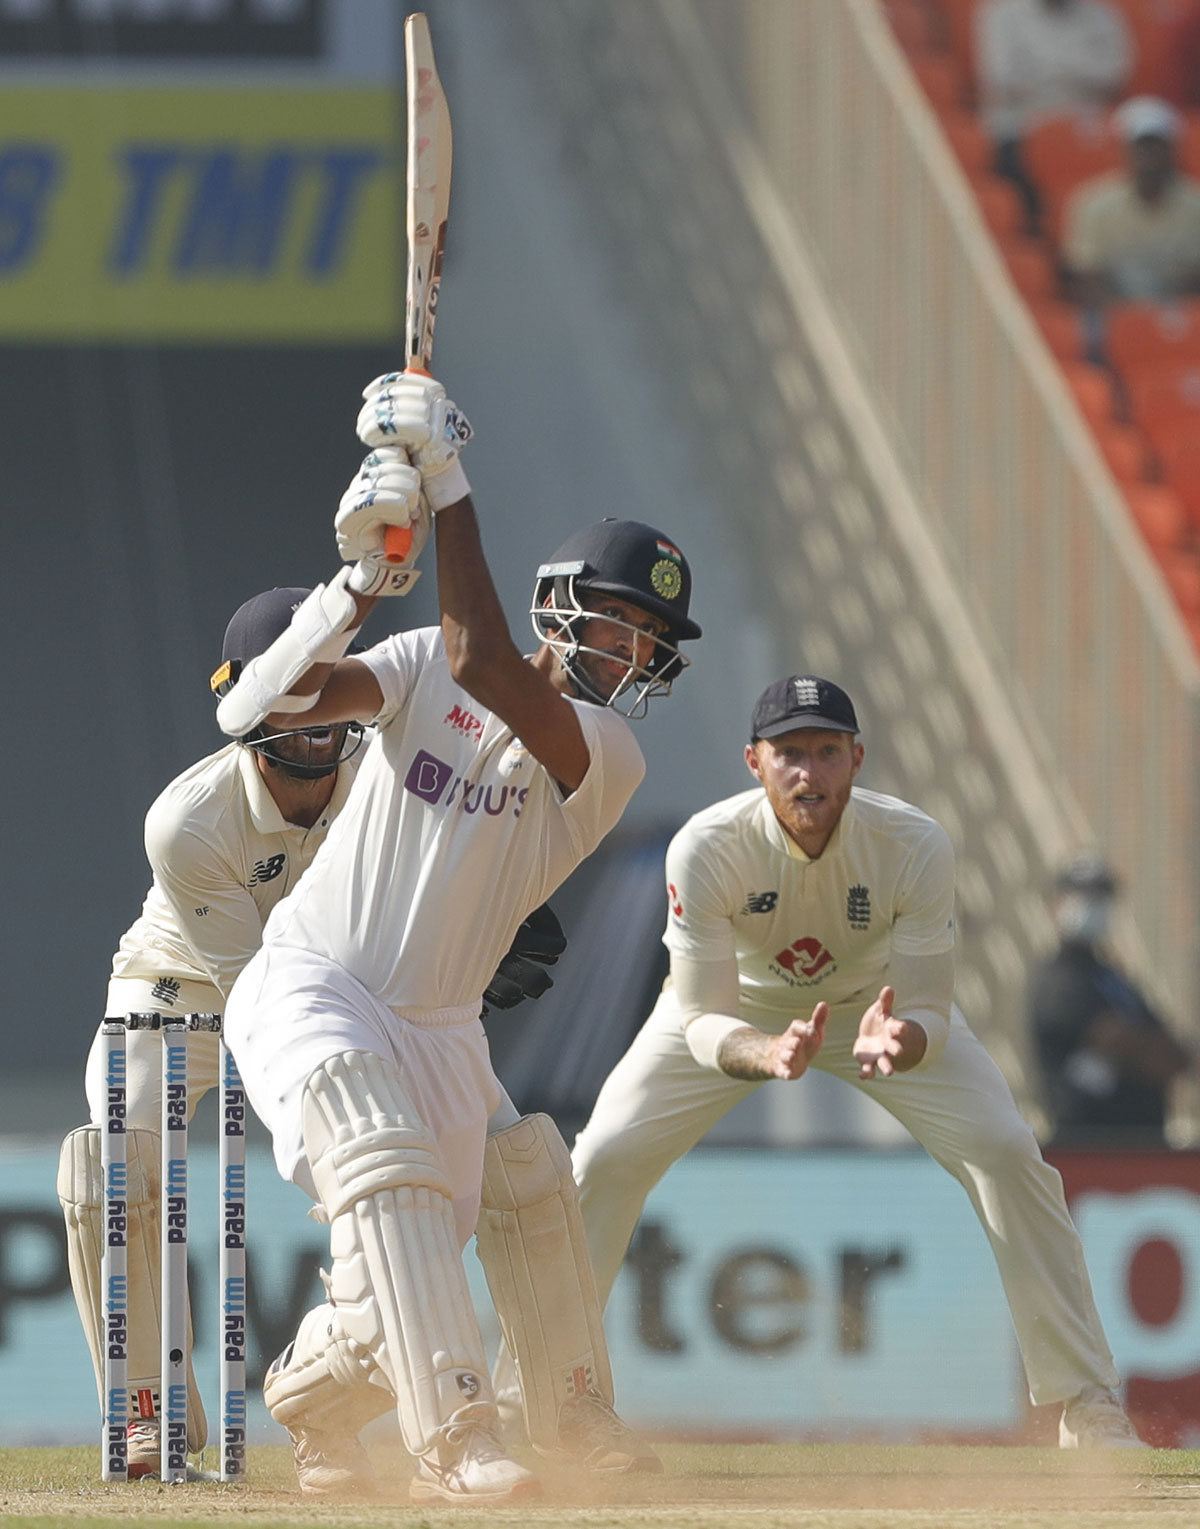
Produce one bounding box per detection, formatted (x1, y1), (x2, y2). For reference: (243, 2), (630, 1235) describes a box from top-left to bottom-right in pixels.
(717, 1028), (772, 1081)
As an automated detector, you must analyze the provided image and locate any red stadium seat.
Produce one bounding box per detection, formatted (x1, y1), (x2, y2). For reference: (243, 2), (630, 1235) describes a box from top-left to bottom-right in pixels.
(1106, 301), (1200, 378)
(1160, 545), (1200, 613)
(910, 50), (967, 111)
(1125, 364), (1200, 457)
(939, 0), (981, 101)
(1125, 482), (1192, 551)
(1155, 429), (1200, 521)
(1109, 0), (1200, 100)
(999, 236), (1059, 302)
(970, 172), (1025, 238)
(1029, 299), (1086, 363)
(1063, 361), (1119, 429)
(1024, 113), (1122, 240)
(1095, 421), (1153, 484)
(941, 108), (993, 176)
(882, 0), (941, 55)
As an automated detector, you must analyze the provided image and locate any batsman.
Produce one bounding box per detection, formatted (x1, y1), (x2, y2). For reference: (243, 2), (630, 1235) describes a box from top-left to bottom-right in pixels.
(217, 369), (701, 1503)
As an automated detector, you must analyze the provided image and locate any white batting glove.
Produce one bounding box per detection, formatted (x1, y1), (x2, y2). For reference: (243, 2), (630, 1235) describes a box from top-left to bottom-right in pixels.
(356, 371), (473, 512)
(335, 448), (429, 597)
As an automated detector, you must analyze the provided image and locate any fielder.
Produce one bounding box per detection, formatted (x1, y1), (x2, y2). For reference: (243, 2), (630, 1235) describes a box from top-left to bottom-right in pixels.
(571, 674), (1143, 1449)
(56, 586), (367, 1479)
(217, 370), (702, 1504)
(57, 586), (563, 1483)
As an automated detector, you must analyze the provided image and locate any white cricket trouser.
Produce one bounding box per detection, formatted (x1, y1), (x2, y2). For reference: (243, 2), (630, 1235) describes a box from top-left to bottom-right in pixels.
(84, 975), (224, 1128)
(224, 944), (501, 1247)
(572, 988), (1119, 1407)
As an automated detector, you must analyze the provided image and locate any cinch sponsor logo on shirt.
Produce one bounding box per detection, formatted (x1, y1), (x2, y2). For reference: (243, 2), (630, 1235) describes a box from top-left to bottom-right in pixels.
(403, 748), (529, 818)
(443, 704), (484, 743)
(770, 936), (836, 986)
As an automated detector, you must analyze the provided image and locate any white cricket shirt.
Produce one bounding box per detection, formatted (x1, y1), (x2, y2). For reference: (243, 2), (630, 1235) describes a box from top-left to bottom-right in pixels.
(260, 626), (645, 1012)
(664, 785), (956, 1028)
(110, 742), (360, 1000)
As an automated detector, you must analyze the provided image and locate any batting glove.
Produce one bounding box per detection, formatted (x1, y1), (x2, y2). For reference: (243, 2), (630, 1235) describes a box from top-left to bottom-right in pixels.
(335, 448), (429, 597)
(356, 371), (473, 512)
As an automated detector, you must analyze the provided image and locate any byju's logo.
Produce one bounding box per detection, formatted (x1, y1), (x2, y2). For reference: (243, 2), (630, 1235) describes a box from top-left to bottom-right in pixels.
(405, 749), (454, 804)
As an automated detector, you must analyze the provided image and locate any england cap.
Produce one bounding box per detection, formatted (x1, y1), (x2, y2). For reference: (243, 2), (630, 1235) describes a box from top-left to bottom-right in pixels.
(750, 674), (859, 740)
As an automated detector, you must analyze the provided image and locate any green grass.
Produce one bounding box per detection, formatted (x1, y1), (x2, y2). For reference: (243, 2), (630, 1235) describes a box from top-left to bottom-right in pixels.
(3, 1443), (1200, 1529)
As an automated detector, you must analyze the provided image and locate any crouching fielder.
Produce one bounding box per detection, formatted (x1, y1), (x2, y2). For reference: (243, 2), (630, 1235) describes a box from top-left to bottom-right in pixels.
(573, 674), (1144, 1450)
(219, 372), (701, 1503)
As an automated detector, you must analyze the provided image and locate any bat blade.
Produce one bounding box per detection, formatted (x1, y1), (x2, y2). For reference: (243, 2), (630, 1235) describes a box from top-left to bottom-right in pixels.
(386, 10), (453, 563)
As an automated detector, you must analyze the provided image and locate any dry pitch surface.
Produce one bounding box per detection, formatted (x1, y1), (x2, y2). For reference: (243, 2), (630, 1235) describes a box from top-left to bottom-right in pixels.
(3, 1443), (1200, 1529)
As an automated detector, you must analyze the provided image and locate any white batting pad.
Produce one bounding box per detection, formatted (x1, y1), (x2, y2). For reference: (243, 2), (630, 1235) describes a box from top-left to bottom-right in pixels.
(300, 1052), (494, 1455)
(263, 1301), (395, 1436)
(477, 1114), (613, 1449)
(56, 1125), (207, 1451)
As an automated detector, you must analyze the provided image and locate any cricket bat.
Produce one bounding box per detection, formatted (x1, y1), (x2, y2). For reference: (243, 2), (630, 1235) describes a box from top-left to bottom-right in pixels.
(385, 10), (453, 563)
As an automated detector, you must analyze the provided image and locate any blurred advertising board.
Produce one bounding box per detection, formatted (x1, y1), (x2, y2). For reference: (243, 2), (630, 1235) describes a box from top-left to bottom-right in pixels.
(0, 1), (400, 340)
(6, 1141), (1195, 1445)
(1050, 1149), (1200, 1447)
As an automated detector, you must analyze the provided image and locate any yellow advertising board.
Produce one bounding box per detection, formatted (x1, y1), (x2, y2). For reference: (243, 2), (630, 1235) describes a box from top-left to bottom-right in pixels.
(0, 88), (400, 340)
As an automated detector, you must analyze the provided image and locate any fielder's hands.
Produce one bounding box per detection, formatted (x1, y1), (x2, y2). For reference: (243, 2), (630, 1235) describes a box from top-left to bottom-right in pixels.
(765, 1003), (830, 1080)
(335, 447), (430, 596)
(356, 371), (473, 512)
(852, 986), (928, 1078)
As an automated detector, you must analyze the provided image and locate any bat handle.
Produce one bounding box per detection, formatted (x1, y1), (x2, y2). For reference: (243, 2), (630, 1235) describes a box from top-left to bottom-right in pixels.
(384, 524), (413, 563)
(382, 366), (433, 563)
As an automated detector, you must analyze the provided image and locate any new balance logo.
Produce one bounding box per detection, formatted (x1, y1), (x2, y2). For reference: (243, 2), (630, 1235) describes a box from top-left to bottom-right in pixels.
(742, 891), (779, 914)
(847, 884), (871, 929)
(248, 854), (285, 886)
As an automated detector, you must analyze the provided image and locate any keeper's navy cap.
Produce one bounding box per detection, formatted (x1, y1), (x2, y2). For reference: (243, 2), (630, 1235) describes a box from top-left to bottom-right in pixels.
(751, 675), (859, 740)
(220, 587), (311, 672)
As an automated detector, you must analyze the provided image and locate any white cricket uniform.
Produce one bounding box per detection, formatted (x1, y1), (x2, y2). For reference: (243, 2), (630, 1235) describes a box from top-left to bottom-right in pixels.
(573, 785), (1120, 1406)
(85, 741), (360, 1129)
(224, 626), (644, 1240)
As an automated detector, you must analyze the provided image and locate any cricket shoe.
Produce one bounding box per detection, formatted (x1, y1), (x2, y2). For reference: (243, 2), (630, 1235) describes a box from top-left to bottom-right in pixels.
(124, 1418), (220, 1482)
(126, 1418), (161, 1480)
(547, 1391), (663, 1474)
(410, 1403), (541, 1505)
(286, 1424), (377, 1496)
(1059, 1385), (1146, 1448)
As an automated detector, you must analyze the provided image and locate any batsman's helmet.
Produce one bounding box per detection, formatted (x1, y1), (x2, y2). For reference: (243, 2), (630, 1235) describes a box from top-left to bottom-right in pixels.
(530, 519), (701, 716)
(209, 587), (364, 780)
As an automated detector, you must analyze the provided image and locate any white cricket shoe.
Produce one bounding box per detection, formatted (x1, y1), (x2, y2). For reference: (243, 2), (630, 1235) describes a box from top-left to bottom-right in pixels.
(1059, 1385), (1146, 1448)
(410, 1403), (541, 1505)
(549, 1392), (663, 1474)
(287, 1425), (377, 1496)
(123, 1417), (219, 1482)
(126, 1418), (161, 1479)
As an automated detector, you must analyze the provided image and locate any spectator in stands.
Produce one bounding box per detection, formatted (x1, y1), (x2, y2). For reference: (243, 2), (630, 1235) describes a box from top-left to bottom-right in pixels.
(1028, 854), (1190, 1148)
(1062, 95), (1200, 312)
(976, 0), (1132, 232)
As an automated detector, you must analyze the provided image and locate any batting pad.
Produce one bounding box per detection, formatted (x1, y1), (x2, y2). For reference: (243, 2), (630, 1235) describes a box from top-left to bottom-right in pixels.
(263, 1301), (395, 1436)
(477, 1114), (614, 1450)
(301, 1052), (494, 1456)
(56, 1125), (207, 1451)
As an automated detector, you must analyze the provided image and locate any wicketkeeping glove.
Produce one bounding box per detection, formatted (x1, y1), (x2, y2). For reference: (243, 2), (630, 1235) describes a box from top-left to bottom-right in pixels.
(482, 902), (568, 1014)
(335, 447), (429, 596)
(356, 371), (473, 512)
